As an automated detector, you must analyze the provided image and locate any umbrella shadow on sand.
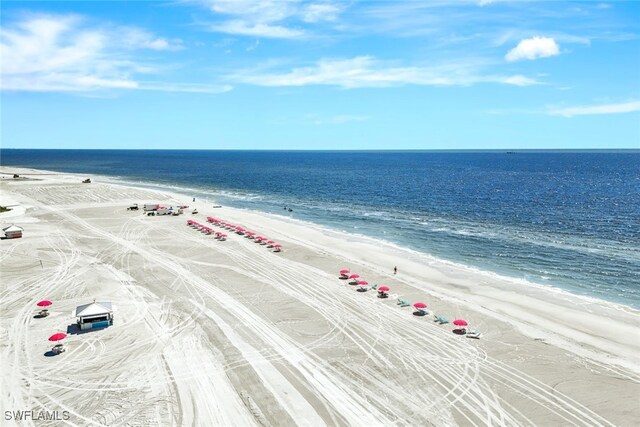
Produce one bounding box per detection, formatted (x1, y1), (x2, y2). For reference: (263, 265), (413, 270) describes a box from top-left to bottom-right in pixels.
(453, 328), (466, 335)
(412, 310), (427, 316)
(33, 314), (48, 319)
(44, 350), (61, 357)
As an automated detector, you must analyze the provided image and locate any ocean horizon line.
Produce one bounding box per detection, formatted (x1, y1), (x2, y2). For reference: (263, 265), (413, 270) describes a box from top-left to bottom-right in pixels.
(2, 148), (639, 153)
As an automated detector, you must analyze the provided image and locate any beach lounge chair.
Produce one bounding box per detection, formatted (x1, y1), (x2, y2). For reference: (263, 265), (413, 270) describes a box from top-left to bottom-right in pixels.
(51, 344), (66, 354)
(466, 330), (482, 339)
(434, 316), (449, 324)
(397, 299), (411, 307)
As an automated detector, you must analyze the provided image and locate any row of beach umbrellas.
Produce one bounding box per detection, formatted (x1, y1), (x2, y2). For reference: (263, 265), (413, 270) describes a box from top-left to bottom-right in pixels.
(339, 269), (389, 293)
(37, 300), (68, 350)
(338, 269), (470, 331)
(187, 220), (228, 240)
(205, 217), (282, 251)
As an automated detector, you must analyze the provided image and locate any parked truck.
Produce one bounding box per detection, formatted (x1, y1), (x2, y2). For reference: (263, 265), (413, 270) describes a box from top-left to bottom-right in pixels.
(143, 204), (160, 212)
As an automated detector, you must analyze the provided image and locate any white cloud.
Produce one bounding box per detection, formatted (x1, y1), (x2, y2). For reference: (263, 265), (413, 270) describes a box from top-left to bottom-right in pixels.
(547, 101), (640, 117)
(200, 0), (342, 38)
(120, 28), (184, 51)
(210, 20), (304, 38)
(0, 14), (223, 94)
(505, 36), (560, 61)
(229, 56), (540, 88)
(302, 3), (342, 23)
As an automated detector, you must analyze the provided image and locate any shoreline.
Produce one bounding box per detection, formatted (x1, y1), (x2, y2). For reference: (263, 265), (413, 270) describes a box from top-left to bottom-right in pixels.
(7, 166), (638, 314)
(1, 166), (639, 425)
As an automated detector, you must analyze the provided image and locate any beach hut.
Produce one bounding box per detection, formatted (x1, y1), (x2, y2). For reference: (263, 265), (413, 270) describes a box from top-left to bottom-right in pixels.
(72, 301), (114, 331)
(3, 225), (23, 239)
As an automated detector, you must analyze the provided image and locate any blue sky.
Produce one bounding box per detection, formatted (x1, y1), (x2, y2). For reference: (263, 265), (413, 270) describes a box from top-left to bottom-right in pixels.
(1, 0), (639, 149)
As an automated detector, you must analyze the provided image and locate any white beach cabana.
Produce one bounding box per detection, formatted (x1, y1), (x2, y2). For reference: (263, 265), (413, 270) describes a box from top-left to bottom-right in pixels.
(72, 301), (114, 330)
(3, 225), (23, 239)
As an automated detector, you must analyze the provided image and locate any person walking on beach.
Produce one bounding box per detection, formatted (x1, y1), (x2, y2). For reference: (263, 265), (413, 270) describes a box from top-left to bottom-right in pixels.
(393, 266), (397, 275)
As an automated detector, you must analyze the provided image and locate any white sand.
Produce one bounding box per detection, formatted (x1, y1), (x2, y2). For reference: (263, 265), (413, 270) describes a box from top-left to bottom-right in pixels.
(1, 168), (638, 426)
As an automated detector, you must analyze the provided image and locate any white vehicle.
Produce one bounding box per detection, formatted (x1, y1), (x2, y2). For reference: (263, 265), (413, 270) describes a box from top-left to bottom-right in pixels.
(143, 204), (160, 212)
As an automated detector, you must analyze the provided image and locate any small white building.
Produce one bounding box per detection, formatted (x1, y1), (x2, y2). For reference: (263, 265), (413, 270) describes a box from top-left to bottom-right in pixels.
(3, 225), (23, 239)
(72, 301), (114, 330)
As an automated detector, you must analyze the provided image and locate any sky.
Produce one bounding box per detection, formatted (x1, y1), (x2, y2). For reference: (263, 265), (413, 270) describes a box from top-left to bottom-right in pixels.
(1, 0), (639, 150)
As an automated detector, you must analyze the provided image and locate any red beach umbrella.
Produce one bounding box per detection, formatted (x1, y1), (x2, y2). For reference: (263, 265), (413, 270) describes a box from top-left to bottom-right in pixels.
(37, 300), (52, 307)
(48, 333), (66, 342)
(413, 302), (427, 309)
(453, 319), (468, 327)
(357, 280), (368, 285)
(348, 274), (360, 279)
(339, 269), (350, 274)
(378, 286), (390, 292)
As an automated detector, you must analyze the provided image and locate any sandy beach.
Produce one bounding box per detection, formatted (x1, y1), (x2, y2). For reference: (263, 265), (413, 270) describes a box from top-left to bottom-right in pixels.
(1, 167), (638, 426)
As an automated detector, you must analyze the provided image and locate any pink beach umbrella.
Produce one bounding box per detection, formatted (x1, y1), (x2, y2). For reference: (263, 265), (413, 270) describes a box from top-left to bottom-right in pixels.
(267, 240), (275, 244)
(357, 280), (368, 285)
(339, 269), (350, 274)
(413, 302), (427, 309)
(453, 319), (468, 327)
(378, 286), (390, 292)
(348, 274), (360, 279)
(37, 300), (52, 307)
(48, 333), (66, 342)
(274, 244), (282, 248)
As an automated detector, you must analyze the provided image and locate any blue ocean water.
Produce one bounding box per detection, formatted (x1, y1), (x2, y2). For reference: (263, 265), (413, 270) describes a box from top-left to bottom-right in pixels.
(1, 149), (639, 308)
